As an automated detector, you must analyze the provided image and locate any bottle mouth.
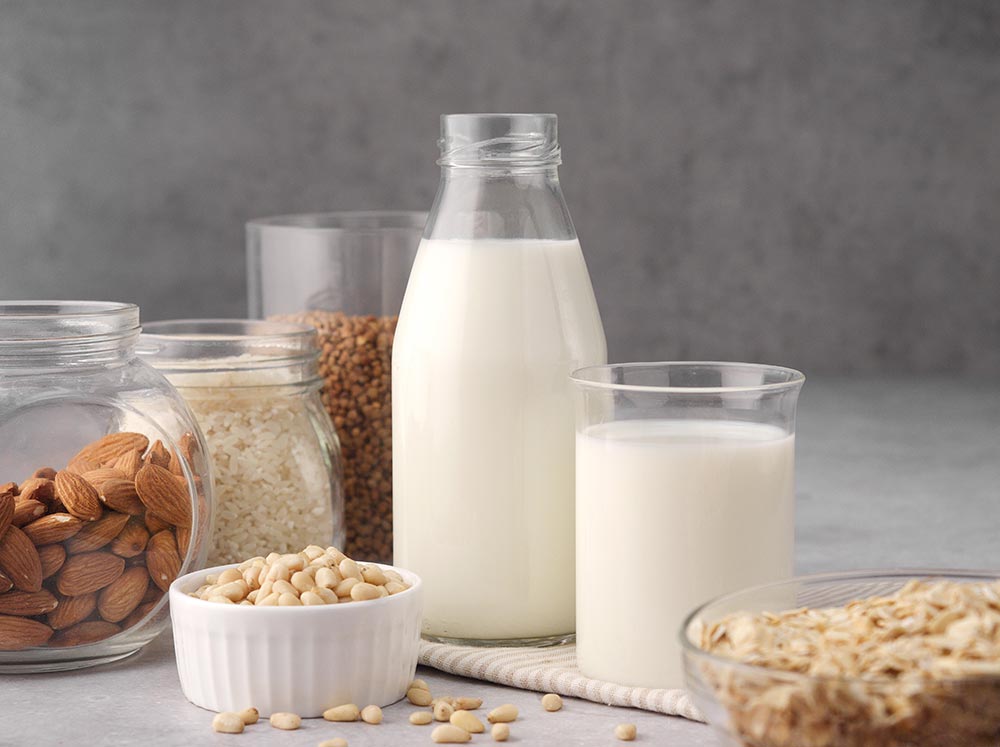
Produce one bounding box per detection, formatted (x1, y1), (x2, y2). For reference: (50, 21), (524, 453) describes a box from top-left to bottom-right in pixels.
(438, 113), (561, 167)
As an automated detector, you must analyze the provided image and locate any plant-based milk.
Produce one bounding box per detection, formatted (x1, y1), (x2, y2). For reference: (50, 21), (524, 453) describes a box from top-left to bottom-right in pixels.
(576, 419), (795, 688)
(393, 238), (606, 641)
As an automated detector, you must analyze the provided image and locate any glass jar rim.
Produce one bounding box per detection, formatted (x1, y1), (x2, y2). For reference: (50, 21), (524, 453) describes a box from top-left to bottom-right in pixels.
(139, 319), (320, 374)
(570, 361), (805, 394)
(0, 300), (139, 342)
(247, 210), (427, 233)
(438, 113), (561, 167)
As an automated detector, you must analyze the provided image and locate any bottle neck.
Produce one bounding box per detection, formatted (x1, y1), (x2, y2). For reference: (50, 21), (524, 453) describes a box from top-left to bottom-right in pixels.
(424, 165), (576, 242)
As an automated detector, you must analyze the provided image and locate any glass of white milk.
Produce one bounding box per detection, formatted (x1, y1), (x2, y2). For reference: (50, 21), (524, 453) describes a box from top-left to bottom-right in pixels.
(571, 362), (804, 689)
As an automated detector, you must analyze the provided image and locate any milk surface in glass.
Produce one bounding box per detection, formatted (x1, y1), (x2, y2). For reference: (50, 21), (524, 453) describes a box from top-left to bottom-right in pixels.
(576, 418), (795, 689)
(393, 237), (606, 641)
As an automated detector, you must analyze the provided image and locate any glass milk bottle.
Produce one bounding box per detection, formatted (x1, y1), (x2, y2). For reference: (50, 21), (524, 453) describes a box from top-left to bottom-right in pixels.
(393, 113), (607, 645)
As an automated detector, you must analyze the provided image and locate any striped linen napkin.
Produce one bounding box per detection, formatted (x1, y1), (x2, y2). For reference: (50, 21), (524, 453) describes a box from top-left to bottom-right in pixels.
(418, 640), (705, 721)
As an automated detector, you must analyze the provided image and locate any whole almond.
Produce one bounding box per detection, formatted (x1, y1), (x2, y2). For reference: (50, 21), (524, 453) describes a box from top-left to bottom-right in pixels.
(17, 478), (56, 507)
(99, 479), (144, 515)
(56, 551), (125, 596)
(0, 589), (59, 616)
(146, 530), (181, 592)
(135, 465), (191, 528)
(54, 471), (103, 522)
(65, 511), (130, 554)
(38, 544), (67, 579)
(112, 449), (143, 480)
(144, 512), (171, 534)
(122, 598), (158, 629)
(47, 593), (97, 630)
(81, 468), (127, 489)
(0, 525), (43, 592)
(22, 513), (83, 545)
(0, 482), (17, 496)
(0, 492), (13, 538)
(12, 499), (46, 528)
(111, 519), (150, 559)
(0, 571), (12, 593)
(175, 524), (191, 557)
(65, 458), (101, 476)
(97, 566), (149, 622)
(144, 440), (171, 469)
(0, 614), (54, 650)
(168, 448), (184, 476)
(33, 467), (57, 480)
(50, 620), (120, 647)
(72, 432), (150, 467)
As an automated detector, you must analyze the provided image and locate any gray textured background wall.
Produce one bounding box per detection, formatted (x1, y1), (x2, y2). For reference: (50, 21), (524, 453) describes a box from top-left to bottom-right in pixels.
(1, 1), (998, 374)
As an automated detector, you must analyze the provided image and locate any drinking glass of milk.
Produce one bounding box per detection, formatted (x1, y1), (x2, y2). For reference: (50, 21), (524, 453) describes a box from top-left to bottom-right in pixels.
(393, 114), (607, 645)
(571, 362), (804, 688)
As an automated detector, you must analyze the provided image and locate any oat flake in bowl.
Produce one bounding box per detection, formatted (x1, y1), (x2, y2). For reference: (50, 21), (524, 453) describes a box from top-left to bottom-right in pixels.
(682, 570), (1000, 747)
(139, 320), (345, 565)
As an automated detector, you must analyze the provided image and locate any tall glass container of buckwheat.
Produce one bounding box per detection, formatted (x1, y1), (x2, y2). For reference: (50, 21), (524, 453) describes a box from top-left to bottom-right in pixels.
(0, 301), (213, 672)
(138, 320), (344, 566)
(393, 114), (608, 645)
(247, 212), (425, 563)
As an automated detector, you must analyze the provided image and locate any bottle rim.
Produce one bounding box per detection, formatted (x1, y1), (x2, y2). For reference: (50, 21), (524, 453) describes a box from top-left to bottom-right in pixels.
(0, 301), (140, 355)
(438, 113), (561, 168)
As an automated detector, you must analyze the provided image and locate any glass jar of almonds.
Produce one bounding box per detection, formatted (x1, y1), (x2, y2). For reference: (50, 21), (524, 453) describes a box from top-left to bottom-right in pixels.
(0, 301), (213, 672)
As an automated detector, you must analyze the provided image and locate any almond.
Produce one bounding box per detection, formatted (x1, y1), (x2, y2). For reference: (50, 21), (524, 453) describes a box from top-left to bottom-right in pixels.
(110, 519), (149, 559)
(175, 524), (191, 558)
(50, 620), (120, 647)
(0, 589), (59, 616)
(168, 448), (184, 476)
(64, 511), (130, 554)
(65, 458), (101, 476)
(11, 499), (46, 528)
(144, 512), (170, 533)
(0, 614), (54, 650)
(17, 477), (56, 507)
(135, 464), (191, 527)
(38, 544), (67, 579)
(54, 471), (103, 522)
(122, 598), (159, 629)
(81, 468), (127, 489)
(32, 467), (57, 480)
(71, 432), (150, 467)
(0, 482), (17, 496)
(146, 530), (181, 592)
(141, 584), (163, 604)
(47, 593), (96, 630)
(0, 571), (12, 593)
(56, 551), (125, 596)
(97, 566), (149, 623)
(112, 449), (143, 480)
(21, 513), (83, 545)
(0, 525), (43, 592)
(98, 479), (144, 515)
(144, 439), (171, 469)
(0, 492), (13, 538)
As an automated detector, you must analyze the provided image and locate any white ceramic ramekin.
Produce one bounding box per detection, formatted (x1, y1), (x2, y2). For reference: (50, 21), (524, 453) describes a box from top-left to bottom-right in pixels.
(169, 563), (423, 717)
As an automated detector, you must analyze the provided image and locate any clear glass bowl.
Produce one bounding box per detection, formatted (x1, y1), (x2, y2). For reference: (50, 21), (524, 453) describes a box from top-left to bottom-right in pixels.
(0, 301), (212, 672)
(681, 569), (1000, 747)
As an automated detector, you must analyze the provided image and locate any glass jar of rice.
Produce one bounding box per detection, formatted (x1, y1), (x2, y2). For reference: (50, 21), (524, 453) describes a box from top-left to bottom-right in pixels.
(137, 320), (344, 566)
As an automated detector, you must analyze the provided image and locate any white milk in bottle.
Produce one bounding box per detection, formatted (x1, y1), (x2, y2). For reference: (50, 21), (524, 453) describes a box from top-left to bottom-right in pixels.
(393, 114), (606, 643)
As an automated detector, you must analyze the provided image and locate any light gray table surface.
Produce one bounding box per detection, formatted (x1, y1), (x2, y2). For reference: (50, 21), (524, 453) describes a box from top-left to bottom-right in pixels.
(3, 377), (999, 746)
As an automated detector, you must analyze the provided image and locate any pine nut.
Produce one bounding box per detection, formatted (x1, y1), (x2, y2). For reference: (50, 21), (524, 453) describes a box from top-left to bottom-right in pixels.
(280, 553), (305, 572)
(217, 568), (243, 584)
(360, 704), (383, 724)
(407, 687), (433, 706)
(315, 567), (340, 589)
(541, 693), (563, 712)
(266, 562), (291, 582)
(335, 577), (360, 597)
(434, 701), (455, 722)
(278, 592), (302, 606)
(409, 711), (433, 725)
(614, 723), (637, 741)
(385, 581), (407, 595)
(491, 722), (510, 742)
(216, 580), (249, 601)
(410, 678), (430, 691)
(300, 591), (325, 605)
(323, 703), (360, 722)
(269, 712), (301, 730)
(291, 570), (314, 593)
(350, 582), (381, 602)
(312, 586), (338, 604)
(431, 724), (472, 743)
(455, 697), (482, 711)
(238, 707), (259, 725)
(450, 710), (484, 733)
(207, 595), (233, 604)
(487, 704), (518, 723)
(318, 740), (348, 747)
(361, 564), (387, 585)
(339, 558), (361, 580)
(212, 712), (244, 734)
(246, 590), (259, 603)
(256, 592), (279, 606)
(303, 544), (325, 560)
(272, 579), (298, 596)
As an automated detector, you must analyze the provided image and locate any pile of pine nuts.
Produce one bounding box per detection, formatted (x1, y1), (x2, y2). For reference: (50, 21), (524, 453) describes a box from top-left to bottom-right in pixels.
(189, 545), (409, 606)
